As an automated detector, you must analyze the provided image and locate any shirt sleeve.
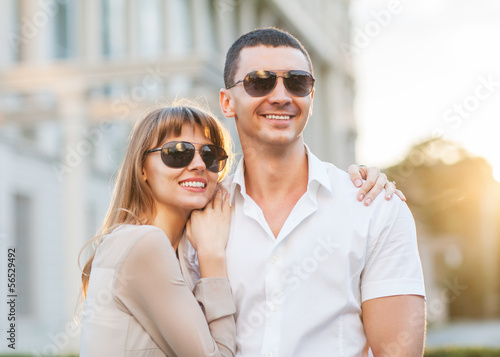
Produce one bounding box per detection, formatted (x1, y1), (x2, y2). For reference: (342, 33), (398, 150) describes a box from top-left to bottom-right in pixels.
(178, 235), (201, 291)
(361, 200), (426, 302)
(114, 228), (236, 357)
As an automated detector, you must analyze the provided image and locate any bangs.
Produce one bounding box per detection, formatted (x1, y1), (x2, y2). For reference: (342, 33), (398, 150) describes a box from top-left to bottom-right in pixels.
(152, 106), (225, 148)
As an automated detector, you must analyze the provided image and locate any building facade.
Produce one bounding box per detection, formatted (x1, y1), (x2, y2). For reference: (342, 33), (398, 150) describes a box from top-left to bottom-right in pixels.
(0, 0), (355, 354)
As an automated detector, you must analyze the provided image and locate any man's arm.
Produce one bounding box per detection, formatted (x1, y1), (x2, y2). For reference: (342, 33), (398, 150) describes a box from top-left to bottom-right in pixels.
(362, 295), (426, 357)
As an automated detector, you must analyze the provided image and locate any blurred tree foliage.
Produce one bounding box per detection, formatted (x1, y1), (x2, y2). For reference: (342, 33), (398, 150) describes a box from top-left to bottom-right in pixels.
(425, 348), (500, 356)
(385, 138), (500, 319)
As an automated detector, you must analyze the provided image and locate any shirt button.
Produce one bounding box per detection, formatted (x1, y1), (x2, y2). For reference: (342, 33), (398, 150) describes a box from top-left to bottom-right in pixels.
(270, 256), (279, 264)
(267, 353), (273, 357)
(271, 304), (277, 312)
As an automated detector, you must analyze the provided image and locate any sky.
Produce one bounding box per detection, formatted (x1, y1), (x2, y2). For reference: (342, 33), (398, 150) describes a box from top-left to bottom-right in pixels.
(350, 0), (500, 181)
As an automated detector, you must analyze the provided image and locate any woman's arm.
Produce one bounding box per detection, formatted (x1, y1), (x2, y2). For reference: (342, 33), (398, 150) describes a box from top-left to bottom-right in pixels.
(115, 227), (235, 357)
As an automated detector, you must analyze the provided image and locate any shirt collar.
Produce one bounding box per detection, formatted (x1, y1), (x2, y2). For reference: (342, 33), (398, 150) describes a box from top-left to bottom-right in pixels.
(229, 144), (333, 204)
(229, 158), (246, 205)
(304, 144), (333, 194)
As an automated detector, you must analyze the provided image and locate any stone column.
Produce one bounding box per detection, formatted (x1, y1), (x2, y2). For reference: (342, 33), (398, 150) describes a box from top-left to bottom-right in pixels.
(137, 0), (162, 57)
(0, 0), (16, 65)
(191, 0), (215, 54)
(106, 0), (127, 57)
(19, 0), (54, 62)
(304, 64), (328, 161)
(127, 0), (139, 58)
(213, 0), (238, 54)
(239, 0), (258, 34)
(165, 0), (192, 96)
(159, 0), (168, 53)
(82, 0), (103, 60)
(56, 83), (89, 352)
(259, 6), (276, 28)
(324, 67), (355, 167)
(165, 0), (191, 55)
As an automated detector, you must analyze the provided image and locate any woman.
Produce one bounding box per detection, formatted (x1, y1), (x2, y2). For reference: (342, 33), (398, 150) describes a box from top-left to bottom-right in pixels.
(80, 103), (236, 356)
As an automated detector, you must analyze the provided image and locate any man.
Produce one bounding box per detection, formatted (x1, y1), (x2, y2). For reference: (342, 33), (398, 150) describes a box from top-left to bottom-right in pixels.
(181, 28), (425, 356)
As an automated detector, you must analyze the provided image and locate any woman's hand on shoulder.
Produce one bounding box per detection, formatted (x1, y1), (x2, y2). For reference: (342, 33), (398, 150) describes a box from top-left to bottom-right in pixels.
(186, 190), (231, 256)
(347, 164), (406, 205)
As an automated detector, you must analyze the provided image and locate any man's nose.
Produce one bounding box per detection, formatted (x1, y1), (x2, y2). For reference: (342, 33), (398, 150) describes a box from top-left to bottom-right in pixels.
(266, 77), (292, 104)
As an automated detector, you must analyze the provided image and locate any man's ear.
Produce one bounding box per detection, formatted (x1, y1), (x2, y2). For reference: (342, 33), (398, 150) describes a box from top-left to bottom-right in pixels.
(220, 89), (236, 118)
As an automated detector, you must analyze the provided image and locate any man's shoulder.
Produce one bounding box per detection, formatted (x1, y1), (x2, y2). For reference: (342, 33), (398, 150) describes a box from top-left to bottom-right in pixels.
(316, 159), (359, 194)
(317, 158), (408, 215)
(306, 148), (355, 189)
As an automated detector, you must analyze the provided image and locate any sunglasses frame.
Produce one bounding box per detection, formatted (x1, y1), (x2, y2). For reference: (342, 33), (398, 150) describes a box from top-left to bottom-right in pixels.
(226, 70), (315, 97)
(145, 141), (228, 173)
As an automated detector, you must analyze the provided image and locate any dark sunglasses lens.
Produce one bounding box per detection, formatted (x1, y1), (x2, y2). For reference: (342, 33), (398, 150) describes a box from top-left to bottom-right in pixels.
(201, 145), (228, 172)
(244, 71), (277, 97)
(161, 142), (195, 168)
(285, 71), (314, 96)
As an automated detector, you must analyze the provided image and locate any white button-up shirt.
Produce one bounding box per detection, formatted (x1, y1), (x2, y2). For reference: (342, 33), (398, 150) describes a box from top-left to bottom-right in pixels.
(179, 147), (425, 357)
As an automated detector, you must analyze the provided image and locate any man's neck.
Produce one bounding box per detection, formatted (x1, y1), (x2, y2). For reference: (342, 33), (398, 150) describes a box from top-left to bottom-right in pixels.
(242, 140), (309, 237)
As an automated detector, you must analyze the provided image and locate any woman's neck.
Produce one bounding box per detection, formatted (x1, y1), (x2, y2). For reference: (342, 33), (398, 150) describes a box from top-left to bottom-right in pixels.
(151, 208), (190, 250)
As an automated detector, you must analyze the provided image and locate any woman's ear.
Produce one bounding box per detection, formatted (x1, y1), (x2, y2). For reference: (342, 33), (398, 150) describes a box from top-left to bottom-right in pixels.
(141, 166), (148, 182)
(220, 89), (236, 118)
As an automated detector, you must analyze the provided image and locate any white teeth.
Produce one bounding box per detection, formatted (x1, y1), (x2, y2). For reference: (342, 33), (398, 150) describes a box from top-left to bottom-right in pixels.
(180, 181), (206, 188)
(266, 114), (290, 120)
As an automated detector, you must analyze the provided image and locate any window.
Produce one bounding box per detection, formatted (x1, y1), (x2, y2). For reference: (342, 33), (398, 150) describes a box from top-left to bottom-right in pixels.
(13, 193), (34, 316)
(10, 0), (22, 62)
(102, 0), (126, 58)
(54, 1), (75, 58)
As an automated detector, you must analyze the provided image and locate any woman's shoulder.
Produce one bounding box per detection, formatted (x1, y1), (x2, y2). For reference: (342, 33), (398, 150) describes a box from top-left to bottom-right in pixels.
(105, 224), (166, 244)
(94, 224), (169, 268)
(111, 223), (164, 236)
(121, 227), (177, 269)
(123, 225), (173, 256)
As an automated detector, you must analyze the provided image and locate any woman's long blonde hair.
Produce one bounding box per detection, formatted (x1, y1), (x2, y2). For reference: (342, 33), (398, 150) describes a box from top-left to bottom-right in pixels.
(80, 102), (233, 297)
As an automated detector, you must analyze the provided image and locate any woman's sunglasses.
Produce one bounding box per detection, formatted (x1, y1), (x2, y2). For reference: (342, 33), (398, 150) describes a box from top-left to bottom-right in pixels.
(145, 141), (228, 173)
(226, 70), (315, 97)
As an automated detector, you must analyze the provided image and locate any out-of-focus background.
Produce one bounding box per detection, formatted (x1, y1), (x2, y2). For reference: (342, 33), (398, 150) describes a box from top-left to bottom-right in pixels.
(0, 0), (498, 355)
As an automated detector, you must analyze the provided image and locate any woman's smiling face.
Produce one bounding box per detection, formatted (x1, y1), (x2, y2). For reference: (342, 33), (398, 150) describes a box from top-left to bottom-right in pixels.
(142, 123), (219, 216)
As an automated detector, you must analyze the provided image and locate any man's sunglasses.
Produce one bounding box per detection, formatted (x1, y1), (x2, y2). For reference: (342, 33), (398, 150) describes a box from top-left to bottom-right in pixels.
(226, 70), (315, 97)
(145, 141), (228, 173)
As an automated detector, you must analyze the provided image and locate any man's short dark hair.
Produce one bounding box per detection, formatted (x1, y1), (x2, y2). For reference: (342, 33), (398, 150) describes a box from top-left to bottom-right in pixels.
(224, 27), (313, 88)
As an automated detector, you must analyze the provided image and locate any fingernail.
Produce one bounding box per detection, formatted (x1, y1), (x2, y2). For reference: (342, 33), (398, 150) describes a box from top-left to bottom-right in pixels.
(364, 198), (372, 206)
(355, 179), (362, 187)
(385, 194), (391, 200)
(359, 194), (364, 201)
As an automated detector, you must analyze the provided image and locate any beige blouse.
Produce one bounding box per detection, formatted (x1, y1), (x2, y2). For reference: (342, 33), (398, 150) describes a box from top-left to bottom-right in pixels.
(80, 224), (236, 357)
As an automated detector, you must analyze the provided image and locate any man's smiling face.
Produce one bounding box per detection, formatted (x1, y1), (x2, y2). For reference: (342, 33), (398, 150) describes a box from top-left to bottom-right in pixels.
(222, 45), (315, 150)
